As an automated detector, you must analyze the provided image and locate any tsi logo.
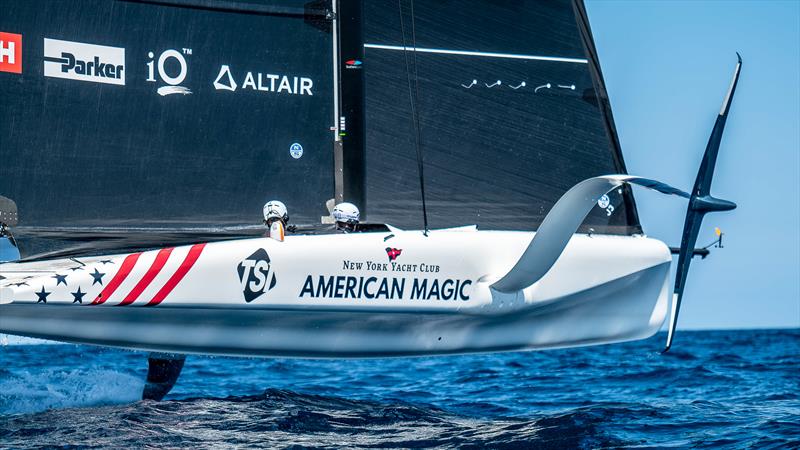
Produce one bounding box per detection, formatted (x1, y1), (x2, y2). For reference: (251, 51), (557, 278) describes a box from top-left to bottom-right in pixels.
(237, 248), (277, 303)
(146, 48), (192, 96)
(43, 38), (125, 85)
(0, 32), (22, 74)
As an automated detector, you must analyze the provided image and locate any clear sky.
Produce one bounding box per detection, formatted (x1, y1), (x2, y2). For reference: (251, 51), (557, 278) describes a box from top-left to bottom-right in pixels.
(586, 0), (799, 329)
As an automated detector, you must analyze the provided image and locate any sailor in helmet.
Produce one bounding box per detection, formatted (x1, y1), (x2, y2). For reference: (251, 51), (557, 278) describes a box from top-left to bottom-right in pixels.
(263, 200), (289, 241)
(332, 202), (360, 233)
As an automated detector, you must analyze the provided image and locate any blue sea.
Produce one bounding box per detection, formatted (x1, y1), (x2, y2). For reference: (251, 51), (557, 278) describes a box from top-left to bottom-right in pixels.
(0, 329), (798, 448)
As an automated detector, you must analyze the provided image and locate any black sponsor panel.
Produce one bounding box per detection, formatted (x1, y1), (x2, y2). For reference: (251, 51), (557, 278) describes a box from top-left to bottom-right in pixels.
(0, 0), (334, 230)
(362, 0), (640, 234)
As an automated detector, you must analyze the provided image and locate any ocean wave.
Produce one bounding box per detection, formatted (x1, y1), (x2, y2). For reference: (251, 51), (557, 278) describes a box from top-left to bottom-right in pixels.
(0, 368), (143, 415)
(0, 390), (629, 448)
(0, 330), (798, 448)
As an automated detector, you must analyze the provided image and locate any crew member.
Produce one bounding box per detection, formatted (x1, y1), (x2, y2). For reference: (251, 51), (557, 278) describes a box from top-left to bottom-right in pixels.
(332, 202), (360, 233)
(263, 200), (289, 241)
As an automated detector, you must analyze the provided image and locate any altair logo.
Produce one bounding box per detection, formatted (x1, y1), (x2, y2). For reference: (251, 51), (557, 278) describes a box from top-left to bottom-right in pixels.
(213, 64), (314, 95)
(213, 64), (237, 91)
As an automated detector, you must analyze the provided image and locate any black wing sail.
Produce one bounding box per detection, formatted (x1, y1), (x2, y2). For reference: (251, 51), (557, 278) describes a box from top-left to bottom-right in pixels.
(1, 0), (639, 259)
(362, 0), (641, 233)
(0, 0), (337, 257)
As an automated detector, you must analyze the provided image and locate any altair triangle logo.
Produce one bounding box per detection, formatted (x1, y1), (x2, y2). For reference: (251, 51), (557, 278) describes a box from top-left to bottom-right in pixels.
(213, 64), (237, 91)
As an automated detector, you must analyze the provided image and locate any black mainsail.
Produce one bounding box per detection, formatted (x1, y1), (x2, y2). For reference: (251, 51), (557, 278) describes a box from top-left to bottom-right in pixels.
(0, 0), (640, 258)
(362, 0), (640, 233)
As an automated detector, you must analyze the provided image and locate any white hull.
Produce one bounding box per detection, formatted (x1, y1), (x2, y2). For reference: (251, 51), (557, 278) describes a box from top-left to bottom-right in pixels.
(1, 230), (671, 357)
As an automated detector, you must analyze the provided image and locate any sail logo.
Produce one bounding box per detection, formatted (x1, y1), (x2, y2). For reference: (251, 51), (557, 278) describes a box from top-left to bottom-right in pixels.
(0, 32), (22, 74)
(146, 48), (192, 96)
(212, 64), (314, 96)
(213, 65), (237, 91)
(345, 59), (362, 69)
(43, 38), (125, 85)
(238, 248), (277, 303)
(289, 143), (303, 159)
(597, 194), (615, 216)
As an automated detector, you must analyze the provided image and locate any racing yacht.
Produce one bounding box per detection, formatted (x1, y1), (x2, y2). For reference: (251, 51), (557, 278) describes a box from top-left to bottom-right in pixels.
(0, 0), (738, 400)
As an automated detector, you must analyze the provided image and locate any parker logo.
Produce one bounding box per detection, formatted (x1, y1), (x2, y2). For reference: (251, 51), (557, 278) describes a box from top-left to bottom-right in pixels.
(0, 32), (22, 74)
(237, 248), (277, 303)
(385, 247), (402, 262)
(43, 38), (125, 85)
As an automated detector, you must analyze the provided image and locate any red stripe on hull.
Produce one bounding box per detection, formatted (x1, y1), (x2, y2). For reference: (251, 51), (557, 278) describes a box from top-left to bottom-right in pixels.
(146, 243), (206, 306)
(91, 253), (142, 305)
(117, 248), (174, 306)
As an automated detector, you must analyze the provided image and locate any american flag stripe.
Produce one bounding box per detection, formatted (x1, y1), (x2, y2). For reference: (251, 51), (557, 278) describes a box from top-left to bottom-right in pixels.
(91, 253), (142, 305)
(146, 243), (206, 306)
(117, 247), (174, 306)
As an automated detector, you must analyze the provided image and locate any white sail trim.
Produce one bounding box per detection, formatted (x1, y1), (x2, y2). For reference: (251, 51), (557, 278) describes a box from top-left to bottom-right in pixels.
(364, 43), (588, 64)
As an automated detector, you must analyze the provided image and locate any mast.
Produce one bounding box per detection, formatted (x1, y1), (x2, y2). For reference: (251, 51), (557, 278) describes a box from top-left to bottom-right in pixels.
(332, 0), (343, 204)
(335, 0), (367, 215)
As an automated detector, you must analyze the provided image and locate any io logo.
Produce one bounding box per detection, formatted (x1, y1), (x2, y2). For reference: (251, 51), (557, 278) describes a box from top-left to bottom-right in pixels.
(0, 32), (22, 74)
(237, 248), (277, 303)
(146, 48), (192, 96)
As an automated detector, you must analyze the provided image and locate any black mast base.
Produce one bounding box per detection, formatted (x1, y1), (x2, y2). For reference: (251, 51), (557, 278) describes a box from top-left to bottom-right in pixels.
(142, 353), (186, 401)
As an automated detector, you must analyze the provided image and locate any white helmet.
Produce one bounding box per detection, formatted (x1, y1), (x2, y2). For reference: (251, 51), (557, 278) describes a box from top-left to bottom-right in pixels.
(263, 200), (289, 223)
(332, 202), (360, 224)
